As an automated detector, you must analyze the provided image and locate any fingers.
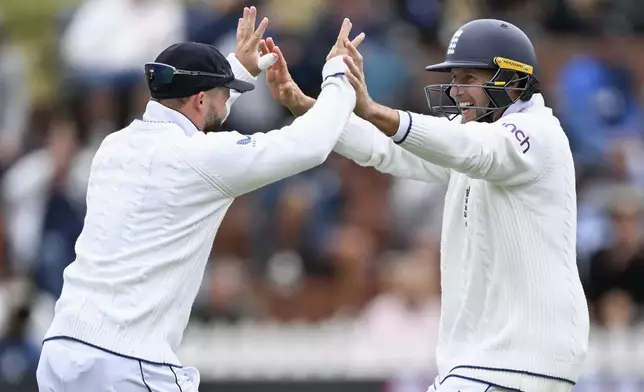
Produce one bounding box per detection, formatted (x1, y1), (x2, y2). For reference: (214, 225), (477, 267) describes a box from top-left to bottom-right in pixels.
(259, 39), (269, 56)
(258, 53), (278, 71)
(274, 46), (289, 71)
(351, 32), (366, 48)
(336, 18), (353, 44)
(241, 7), (251, 39)
(253, 17), (269, 42)
(266, 37), (276, 52)
(344, 39), (364, 69)
(343, 56), (363, 82)
(237, 17), (246, 41)
(249, 6), (257, 31)
(344, 67), (362, 91)
(266, 67), (275, 84)
(239, 6), (267, 43)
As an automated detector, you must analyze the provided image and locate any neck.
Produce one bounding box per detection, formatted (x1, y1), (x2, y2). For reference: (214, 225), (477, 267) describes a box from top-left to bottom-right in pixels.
(143, 100), (202, 136)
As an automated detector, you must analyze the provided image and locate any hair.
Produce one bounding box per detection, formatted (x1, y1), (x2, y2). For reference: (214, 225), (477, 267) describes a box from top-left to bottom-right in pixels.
(153, 86), (225, 110)
(154, 96), (191, 110)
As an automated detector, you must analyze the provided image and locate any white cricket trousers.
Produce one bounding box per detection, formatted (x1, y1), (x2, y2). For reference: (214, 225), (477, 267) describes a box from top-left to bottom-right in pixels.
(36, 338), (200, 392)
(428, 378), (513, 392)
(427, 376), (573, 392)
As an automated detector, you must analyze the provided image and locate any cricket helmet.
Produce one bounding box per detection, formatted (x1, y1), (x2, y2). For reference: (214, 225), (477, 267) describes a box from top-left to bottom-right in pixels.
(425, 19), (539, 122)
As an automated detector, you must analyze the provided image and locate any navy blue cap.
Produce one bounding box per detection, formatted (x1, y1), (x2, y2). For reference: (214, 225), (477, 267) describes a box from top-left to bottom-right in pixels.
(147, 42), (255, 99)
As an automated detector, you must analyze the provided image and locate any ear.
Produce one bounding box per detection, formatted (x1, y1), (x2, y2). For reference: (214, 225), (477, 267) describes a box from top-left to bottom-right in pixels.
(196, 91), (207, 107)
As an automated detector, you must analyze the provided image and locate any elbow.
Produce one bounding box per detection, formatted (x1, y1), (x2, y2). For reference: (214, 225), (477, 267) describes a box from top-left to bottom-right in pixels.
(452, 152), (493, 179)
(305, 139), (337, 168)
(309, 132), (344, 167)
(310, 146), (333, 167)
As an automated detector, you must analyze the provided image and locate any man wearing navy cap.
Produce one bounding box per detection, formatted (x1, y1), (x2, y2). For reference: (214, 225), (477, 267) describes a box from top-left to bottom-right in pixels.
(36, 6), (364, 392)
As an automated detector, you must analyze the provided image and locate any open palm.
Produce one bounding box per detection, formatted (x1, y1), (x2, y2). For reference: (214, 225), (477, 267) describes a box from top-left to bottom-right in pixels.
(260, 19), (365, 114)
(235, 6), (269, 77)
(259, 38), (302, 109)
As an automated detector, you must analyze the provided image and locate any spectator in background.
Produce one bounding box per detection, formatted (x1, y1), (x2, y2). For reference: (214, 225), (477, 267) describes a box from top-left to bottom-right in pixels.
(244, 0), (420, 313)
(388, 177), (445, 251)
(394, 0), (443, 44)
(190, 0), (262, 47)
(61, 0), (185, 87)
(60, 0), (186, 129)
(0, 306), (40, 386)
(583, 185), (644, 327)
(356, 246), (441, 354)
(0, 278), (39, 386)
(557, 24), (644, 260)
(540, 0), (598, 33)
(1, 115), (91, 297)
(0, 12), (30, 169)
(308, 0), (413, 107)
(557, 25), (644, 185)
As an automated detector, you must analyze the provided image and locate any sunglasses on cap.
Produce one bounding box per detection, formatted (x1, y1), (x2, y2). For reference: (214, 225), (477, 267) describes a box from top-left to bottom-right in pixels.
(145, 61), (255, 93)
(144, 62), (231, 86)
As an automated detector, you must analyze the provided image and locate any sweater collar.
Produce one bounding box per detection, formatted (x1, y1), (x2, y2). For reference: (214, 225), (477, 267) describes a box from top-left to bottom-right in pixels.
(141, 100), (200, 137)
(501, 93), (544, 118)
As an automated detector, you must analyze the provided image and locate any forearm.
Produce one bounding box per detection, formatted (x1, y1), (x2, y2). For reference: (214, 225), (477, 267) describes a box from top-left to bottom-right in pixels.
(392, 111), (549, 185)
(361, 102), (400, 137)
(334, 113), (450, 183)
(289, 95), (316, 117)
(289, 93), (449, 182)
(224, 79), (355, 196)
(289, 94), (401, 138)
(196, 56), (357, 197)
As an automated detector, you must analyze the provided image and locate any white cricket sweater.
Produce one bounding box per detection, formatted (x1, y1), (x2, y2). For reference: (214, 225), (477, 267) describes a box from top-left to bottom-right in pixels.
(43, 54), (355, 365)
(333, 94), (590, 392)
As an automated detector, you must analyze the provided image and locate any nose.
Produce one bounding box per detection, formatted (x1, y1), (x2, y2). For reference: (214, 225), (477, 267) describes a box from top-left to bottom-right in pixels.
(448, 84), (460, 99)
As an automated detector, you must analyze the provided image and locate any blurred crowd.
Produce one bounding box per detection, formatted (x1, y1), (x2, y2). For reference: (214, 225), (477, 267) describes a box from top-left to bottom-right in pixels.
(2, 0), (644, 386)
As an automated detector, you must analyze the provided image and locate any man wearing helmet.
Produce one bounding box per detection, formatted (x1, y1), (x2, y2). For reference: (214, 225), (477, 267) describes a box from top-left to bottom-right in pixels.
(262, 18), (589, 392)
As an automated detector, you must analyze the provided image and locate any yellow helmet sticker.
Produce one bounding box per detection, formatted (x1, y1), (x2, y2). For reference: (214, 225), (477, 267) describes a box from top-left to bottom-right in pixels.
(493, 57), (534, 75)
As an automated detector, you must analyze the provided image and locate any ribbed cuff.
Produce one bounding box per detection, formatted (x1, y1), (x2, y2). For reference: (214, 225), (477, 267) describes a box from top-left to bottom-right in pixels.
(397, 112), (433, 152)
(226, 53), (257, 84)
(392, 110), (412, 144)
(451, 367), (575, 392)
(322, 56), (347, 82)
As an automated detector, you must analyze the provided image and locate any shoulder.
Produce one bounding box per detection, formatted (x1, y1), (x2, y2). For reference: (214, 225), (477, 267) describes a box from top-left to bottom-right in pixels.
(178, 130), (257, 151)
(172, 131), (264, 172)
(500, 106), (568, 151)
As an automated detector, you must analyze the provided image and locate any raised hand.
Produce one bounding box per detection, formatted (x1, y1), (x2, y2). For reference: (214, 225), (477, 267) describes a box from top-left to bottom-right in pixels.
(235, 6), (270, 77)
(327, 19), (366, 62)
(259, 37), (307, 112)
(258, 23), (366, 116)
(342, 39), (375, 119)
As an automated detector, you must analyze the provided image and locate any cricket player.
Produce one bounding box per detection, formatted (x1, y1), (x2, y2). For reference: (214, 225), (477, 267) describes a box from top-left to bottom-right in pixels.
(262, 19), (590, 392)
(36, 7), (364, 391)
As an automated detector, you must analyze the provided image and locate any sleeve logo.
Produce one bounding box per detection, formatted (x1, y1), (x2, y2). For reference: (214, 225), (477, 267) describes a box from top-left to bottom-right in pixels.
(236, 136), (252, 146)
(502, 123), (531, 154)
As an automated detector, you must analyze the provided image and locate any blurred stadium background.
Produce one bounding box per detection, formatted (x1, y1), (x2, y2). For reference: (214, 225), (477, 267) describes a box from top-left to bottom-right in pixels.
(1, 0), (644, 391)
